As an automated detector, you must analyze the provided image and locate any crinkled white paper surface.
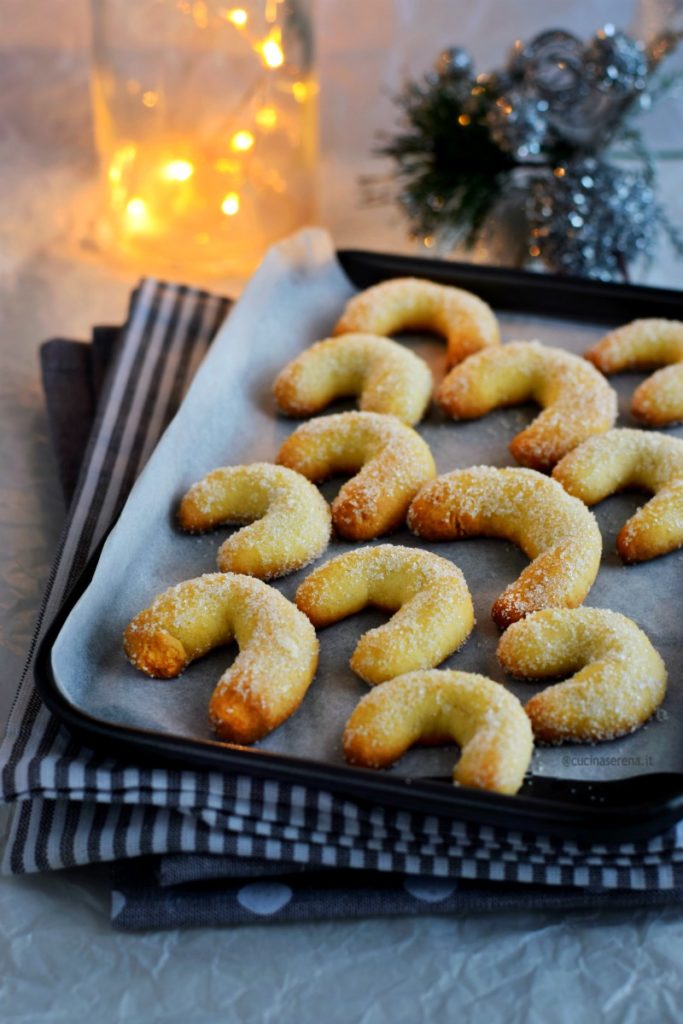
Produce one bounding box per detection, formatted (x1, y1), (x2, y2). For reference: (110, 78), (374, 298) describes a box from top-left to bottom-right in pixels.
(1, 812), (682, 1024)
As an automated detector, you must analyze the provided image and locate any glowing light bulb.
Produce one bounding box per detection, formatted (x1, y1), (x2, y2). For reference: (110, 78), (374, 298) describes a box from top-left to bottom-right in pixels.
(108, 145), (137, 188)
(225, 7), (247, 26)
(126, 197), (150, 228)
(221, 192), (240, 216)
(162, 159), (194, 181)
(230, 130), (255, 152)
(291, 80), (316, 103)
(258, 31), (284, 68)
(142, 90), (159, 108)
(255, 106), (277, 129)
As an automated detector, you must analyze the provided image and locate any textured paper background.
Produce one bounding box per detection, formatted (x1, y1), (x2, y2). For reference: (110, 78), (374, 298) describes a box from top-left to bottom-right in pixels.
(52, 229), (683, 782)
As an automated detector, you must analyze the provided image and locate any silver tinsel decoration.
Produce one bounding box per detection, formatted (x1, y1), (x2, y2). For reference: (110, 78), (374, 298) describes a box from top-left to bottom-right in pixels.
(488, 25), (654, 150)
(528, 158), (657, 280)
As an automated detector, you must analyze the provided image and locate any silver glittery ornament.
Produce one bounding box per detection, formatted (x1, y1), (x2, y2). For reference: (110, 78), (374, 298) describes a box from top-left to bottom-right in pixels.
(528, 158), (657, 280)
(502, 25), (653, 148)
(485, 88), (550, 159)
(584, 24), (648, 94)
(516, 29), (586, 98)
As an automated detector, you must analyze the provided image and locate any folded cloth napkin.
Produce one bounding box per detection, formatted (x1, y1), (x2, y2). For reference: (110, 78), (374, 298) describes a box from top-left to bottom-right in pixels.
(3, 277), (683, 932)
(111, 854), (681, 931)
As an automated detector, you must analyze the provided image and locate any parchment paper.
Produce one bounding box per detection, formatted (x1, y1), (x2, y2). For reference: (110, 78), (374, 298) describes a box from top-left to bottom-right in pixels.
(51, 228), (683, 783)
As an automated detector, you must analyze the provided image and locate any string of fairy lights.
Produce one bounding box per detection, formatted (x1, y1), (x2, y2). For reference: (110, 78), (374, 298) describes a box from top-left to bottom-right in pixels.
(102, 1), (313, 245)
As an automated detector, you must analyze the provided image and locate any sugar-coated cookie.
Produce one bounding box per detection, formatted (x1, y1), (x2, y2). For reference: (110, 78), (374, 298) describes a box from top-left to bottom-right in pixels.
(497, 607), (667, 744)
(436, 341), (617, 472)
(334, 277), (500, 366)
(277, 411), (436, 540)
(178, 463), (331, 579)
(273, 333), (433, 425)
(295, 544), (474, 684)
(552, 428), (683, 562)
(343, 669), (533, 795)
(585, 318), (683, 427)
(408, 466), (602, 628)
(124, 573), (318, 743)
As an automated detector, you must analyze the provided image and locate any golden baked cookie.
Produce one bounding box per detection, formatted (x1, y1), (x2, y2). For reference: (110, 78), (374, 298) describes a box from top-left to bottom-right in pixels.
(276, 411), (436, 540)
(333, 277), (500, 366)
(295, 544), (474, 685)
(343, 669), (533, 795)
(408, 466), (602, 628)
(497, 607), (667, 744)
(585, 318), (683, 427)
(273, 333), (433, 425)
(552, 428), (683, 563)
(436, 341), (617, 472)
(123, 573), (319, 743)
(178, 463), (331, 579)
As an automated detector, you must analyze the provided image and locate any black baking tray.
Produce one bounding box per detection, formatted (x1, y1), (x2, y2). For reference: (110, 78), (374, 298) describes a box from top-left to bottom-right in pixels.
(35, 248), (683, 843)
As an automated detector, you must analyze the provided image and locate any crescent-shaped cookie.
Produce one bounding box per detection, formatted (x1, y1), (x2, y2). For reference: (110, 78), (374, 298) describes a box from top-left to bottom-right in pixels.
(178, 463), (331, 579)
(584, 318), (683, 427)
(334, 277), (500, 366)
(436, 341), (617, 471)
(497, 608), (667, 744)
(407, 466), (602, 628)
(552, 428), (683, 563)
(343, 669), (533, 795)
(123, 573), (319, 743)
(276, 411), (436, 540)
(295, 545), (474, 685)
(273, 333), (433, 425)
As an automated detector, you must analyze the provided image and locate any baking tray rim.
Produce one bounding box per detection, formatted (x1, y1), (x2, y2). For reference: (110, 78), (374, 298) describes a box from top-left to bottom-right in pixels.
(34, 248), (683, 844)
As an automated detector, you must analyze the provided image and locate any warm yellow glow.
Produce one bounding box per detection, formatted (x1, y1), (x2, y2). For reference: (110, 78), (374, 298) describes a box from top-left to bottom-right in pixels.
(162, 159), (195, 182)
(255, 106), (278, 128)
(108, 145), (137, 185)
(258, 31), (284, 68)
(142, 90), (159, 108)
(265, 0), (281, 22)
(458, 114), (471, 126)
(221, 192), (240, 216)
(231, 130), (255, 152)
(126, 197), (150, 225)
(215, 157), (240, 174)
(225, 7), (248, 26)
(192, 0), (208, 28)
(263, 168), (286, 193)
(292, 80), (317, 103)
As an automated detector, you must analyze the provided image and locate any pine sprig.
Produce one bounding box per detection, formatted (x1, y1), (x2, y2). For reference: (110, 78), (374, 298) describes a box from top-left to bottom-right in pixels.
(379, 77), (515, 247)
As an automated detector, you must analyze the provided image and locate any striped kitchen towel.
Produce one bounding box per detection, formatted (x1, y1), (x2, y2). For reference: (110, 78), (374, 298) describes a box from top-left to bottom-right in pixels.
(2, 274), (683, 895)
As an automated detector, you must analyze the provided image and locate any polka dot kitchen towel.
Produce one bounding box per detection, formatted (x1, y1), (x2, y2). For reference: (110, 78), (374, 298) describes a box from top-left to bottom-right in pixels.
(2, 275), (683, 930)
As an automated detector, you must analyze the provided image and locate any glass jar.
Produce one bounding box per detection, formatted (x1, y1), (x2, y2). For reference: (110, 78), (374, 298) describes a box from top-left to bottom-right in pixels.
(90, 0), (316, 277)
